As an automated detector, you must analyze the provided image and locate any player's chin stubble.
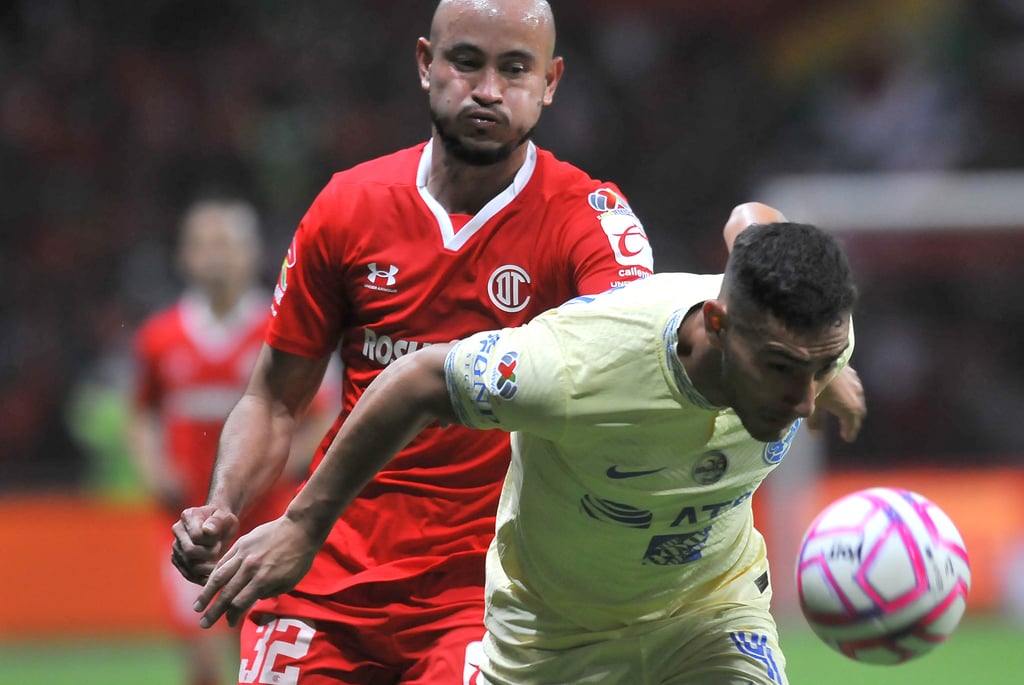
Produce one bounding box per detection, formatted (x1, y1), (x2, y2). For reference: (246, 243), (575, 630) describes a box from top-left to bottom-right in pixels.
(430, 109), (534, 166)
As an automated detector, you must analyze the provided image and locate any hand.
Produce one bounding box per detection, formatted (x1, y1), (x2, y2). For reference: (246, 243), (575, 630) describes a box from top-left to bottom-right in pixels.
(171, 505), (240, 585)
(809, 366), (866, 442)
(192, 515), (318, 629)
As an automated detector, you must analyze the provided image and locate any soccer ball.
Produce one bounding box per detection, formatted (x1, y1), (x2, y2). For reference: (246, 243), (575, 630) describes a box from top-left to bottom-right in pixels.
(795, 487), (971, 664)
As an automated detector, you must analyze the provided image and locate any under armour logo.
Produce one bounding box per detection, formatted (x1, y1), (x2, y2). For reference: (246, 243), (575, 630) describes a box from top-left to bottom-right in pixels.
(367, 263), (399, 286)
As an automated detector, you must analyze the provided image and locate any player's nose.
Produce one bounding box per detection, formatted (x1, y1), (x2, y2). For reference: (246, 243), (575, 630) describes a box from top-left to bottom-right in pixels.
(472, 67), (504, 104)
(788, 380), (816, 419)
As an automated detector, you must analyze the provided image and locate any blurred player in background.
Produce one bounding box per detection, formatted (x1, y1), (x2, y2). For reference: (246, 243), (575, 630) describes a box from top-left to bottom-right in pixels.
(191, 220), (859, 685)
(171, 1), (864, 683)
(130, 198), (335, 685)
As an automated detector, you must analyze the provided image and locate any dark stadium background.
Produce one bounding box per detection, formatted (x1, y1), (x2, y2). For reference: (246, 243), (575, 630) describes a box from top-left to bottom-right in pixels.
(0, 2), (1021, 681)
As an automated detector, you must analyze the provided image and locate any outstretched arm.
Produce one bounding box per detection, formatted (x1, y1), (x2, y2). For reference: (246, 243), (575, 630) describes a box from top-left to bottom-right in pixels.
(193, 342), (457, 628)
(808, 364), (866, 442)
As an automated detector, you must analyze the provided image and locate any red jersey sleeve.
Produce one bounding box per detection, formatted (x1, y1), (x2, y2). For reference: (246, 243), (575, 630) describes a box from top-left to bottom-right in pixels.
(556, 181), (654, 296)
(267, 182), (349, 359)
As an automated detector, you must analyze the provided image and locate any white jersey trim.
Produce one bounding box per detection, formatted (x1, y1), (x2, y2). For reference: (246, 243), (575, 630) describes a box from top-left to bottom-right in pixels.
(416, 140), (538, 252)
(178, 289), (267, 360)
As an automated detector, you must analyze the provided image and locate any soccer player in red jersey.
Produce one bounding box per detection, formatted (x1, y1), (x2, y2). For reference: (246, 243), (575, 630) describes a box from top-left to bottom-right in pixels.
(171, 3), (862, 684)
(172, 2), (654, 682)
(131, 198), (334, 685)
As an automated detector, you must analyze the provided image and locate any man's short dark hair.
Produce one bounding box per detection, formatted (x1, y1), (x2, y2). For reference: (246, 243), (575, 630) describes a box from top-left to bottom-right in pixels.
(725, 222), (857, 330)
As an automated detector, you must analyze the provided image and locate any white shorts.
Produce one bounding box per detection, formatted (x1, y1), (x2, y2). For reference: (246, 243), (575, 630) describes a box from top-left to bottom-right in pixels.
(482, 567), (786, 685)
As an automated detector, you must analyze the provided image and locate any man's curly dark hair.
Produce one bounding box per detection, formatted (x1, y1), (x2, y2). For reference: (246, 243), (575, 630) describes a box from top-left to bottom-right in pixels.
(725, 222), (857, 330)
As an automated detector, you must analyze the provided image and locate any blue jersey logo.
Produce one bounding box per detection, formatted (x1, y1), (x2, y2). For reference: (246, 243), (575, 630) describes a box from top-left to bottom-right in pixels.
(763, 419), (801, 465)
(643, 528), (711, 565)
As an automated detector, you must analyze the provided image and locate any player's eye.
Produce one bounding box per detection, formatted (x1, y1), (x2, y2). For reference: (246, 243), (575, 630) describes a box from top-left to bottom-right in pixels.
(446, 50), (482, 71)
(453, 57), (480, 70)
(814, 361), (838, 380)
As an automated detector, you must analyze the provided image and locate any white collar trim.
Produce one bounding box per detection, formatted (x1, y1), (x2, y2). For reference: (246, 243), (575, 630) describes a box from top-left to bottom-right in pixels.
(416, 140), (537, 251)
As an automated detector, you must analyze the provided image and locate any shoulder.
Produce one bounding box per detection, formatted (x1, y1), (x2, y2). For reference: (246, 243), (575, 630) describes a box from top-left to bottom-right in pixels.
(299, 143), (427, 239)
(531, 148), (622, 204)
(134, 303), (182, 353)
(528, 148), (647, 257)
(644, 272), (723, 294)
(526, 274), (716, 347)
(325, 143), (426, 190)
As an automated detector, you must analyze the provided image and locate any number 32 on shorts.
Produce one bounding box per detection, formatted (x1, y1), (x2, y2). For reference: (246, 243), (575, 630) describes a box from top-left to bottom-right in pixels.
(239, 618), (315, 685)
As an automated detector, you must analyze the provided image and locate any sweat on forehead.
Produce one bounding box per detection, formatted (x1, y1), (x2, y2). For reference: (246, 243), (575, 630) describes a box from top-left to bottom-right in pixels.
(430, 0), (554, 41)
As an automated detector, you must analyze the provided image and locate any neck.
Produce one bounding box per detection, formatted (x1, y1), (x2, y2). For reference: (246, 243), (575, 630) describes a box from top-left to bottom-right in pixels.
(206, 287), (244, 319)
(425, 135), (528, 215)
(677, 309), (728, 407)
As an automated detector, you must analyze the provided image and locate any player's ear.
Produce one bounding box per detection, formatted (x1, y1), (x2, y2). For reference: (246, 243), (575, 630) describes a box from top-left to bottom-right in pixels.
(542, 56), (564, 106)
(416, 37), (432, 91)
(703, 301), (727, 348)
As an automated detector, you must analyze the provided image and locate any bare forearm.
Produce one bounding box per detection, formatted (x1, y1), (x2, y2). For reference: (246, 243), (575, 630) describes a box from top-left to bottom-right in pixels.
(191, 344), (458, 629)
(204, 344), (332, 516)
(206, 392), (295, 516)
(284, 345), (455, 545)
(283, 408), (334, 480)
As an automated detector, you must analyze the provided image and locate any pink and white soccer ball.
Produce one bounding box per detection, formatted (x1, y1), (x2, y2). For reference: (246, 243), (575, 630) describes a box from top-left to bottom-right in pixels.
(795, 487), (971, 664)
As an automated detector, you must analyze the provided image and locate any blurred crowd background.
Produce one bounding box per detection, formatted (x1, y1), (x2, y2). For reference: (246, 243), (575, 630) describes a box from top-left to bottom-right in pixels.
(2, 0), (1023, 495)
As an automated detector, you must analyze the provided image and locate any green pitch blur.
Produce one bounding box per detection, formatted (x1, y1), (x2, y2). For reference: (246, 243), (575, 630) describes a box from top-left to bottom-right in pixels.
(782, 616), (1018, 683)
(0, 617), (1017, 684)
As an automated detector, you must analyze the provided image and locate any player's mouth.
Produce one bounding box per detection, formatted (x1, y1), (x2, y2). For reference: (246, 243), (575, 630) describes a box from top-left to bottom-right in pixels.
(463, 108), (505, 130)
(762, 412), (797, 432)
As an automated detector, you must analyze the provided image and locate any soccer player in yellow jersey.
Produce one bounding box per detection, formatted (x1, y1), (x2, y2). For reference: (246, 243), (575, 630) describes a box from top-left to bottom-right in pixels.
(194, 218), (858, 685)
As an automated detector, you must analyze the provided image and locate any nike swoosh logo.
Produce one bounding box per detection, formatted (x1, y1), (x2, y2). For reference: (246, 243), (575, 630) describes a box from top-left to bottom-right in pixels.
(606, 466), (666, 479)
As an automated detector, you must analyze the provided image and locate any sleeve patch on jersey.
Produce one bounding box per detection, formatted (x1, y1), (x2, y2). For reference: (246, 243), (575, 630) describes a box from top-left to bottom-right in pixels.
(588, 187), (632, 212)
(445, 332), (508, 427)
(271, 238), (298, 317)
(586, 187), (653, 271)
(494, 352), (519, 400)
(598, 211), (651, 268)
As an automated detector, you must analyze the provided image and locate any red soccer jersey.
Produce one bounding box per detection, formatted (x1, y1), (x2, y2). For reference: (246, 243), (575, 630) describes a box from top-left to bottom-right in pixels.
(133, 290), (293, 526)
(261, 141), (653, 618)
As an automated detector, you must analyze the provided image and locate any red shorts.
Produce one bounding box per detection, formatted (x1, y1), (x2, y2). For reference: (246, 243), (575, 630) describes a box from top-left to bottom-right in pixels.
(236, 574), (486, 685)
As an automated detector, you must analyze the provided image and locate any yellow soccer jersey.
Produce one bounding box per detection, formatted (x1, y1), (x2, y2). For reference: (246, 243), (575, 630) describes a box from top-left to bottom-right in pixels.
(444, 273), (852, 633)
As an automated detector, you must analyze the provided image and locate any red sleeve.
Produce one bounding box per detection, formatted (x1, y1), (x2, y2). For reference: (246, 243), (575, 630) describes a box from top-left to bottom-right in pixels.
(561, 182), (654, 295)
(267, 182), (348, 359)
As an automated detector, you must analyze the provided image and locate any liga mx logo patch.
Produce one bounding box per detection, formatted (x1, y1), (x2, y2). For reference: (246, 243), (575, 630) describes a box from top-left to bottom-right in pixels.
(763, 419), (801, 465)
(587, 187), (631, 212)
(272, 238), (298, 316)
(494, 352), (519, 400)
